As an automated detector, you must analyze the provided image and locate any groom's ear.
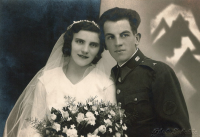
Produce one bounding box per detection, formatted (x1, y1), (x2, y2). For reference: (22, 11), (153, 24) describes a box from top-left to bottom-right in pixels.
(100, 32), (107, 50)
(135, 33), (141, 45)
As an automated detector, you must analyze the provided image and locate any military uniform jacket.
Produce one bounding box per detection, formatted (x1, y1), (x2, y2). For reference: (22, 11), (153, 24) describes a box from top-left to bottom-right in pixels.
(111, 49), (191, 137)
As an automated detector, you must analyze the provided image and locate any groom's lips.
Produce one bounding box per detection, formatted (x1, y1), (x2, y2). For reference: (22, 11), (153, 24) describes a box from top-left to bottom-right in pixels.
(115, 49), (126, 53)
(78, 54), (89, 59)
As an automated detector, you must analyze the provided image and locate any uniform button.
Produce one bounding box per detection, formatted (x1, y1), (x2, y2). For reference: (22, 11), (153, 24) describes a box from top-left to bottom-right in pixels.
(118, 77), (122, 82)
(134, 98), (138, 101)
(117, 89), (121, 94)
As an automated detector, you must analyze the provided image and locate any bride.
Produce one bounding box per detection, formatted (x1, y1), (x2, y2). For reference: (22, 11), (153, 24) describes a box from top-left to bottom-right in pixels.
(3, 20), (116, 137)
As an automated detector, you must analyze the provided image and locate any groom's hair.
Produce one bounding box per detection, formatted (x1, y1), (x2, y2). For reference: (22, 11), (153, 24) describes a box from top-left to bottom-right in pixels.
(98, 7), (141, 49)
(62, 21), (103, 64)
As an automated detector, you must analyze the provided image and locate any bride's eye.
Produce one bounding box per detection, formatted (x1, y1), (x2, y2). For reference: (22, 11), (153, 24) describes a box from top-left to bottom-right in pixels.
(90, 43), (99, 48)
(76, 39), (84, 44)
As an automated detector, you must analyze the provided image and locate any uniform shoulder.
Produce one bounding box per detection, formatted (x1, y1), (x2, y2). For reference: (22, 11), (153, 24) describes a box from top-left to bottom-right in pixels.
(140, 58), (173, 72)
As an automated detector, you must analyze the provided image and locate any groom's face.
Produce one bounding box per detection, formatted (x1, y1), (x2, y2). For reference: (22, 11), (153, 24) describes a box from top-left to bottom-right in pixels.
(103, 19), (139, 65)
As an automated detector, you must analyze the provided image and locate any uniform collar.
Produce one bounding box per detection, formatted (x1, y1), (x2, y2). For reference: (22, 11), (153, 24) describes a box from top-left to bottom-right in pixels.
(117, 49), (145, 81)
(118, 48), (138, 67)
(120, 48), (145, 69)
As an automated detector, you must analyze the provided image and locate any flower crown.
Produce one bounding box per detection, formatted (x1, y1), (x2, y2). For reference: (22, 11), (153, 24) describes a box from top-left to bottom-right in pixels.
(67, 20), (100, 30)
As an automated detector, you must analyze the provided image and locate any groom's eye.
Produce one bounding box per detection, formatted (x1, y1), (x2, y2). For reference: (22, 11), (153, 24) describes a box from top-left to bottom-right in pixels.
(121, 33), (129, 38)
(106, 35), (114, 40)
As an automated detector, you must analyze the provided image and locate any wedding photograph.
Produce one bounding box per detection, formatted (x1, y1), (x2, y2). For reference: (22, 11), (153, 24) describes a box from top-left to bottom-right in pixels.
(0, 0), (200, 136)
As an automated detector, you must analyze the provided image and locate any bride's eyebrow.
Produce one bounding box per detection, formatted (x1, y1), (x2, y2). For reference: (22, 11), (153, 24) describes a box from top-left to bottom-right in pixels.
(74, 38), (85, 41)
(90, 42), (99, 45)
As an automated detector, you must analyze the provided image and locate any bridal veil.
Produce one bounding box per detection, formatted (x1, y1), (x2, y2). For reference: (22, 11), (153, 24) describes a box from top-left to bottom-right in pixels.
(3, 30), (114, 137)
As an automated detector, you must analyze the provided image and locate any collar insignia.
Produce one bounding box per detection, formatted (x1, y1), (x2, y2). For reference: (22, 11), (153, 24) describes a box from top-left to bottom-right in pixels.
(135, 56), (140, 61)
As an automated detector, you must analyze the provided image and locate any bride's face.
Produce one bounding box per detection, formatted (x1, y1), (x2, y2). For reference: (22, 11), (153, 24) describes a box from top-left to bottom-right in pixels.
(71, 30), (100, 67)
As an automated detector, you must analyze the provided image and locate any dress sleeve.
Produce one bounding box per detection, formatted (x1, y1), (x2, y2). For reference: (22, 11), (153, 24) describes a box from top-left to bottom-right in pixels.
(152, 63), (191, 137)
(3, 69), (49, 137)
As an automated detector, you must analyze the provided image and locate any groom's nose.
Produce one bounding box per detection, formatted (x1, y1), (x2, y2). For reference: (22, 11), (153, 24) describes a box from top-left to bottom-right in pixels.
(115, 37), (123, 47)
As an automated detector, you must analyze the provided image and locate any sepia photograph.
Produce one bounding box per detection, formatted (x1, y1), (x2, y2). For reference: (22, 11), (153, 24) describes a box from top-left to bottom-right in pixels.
(0, 0), (199, 136)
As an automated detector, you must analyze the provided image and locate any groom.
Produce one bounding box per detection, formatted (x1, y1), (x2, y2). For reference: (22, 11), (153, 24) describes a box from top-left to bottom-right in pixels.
(99, 7), (191, 137)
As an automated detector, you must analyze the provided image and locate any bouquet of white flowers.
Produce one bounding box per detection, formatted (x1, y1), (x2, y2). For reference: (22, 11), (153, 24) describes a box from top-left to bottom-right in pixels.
(28, 96), (127, 137)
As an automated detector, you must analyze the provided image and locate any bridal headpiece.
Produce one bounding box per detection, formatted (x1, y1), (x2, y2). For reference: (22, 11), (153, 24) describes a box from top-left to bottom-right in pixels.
(67, 20), (100, 30)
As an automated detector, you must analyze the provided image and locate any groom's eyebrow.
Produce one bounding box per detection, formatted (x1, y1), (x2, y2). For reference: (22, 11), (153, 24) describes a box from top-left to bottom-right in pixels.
(121, 30), (131, 34)
(105, 33), (114, 37)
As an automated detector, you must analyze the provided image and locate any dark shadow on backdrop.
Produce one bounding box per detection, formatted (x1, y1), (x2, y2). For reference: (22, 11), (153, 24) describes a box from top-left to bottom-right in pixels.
(147, 0), (200, 131)
(0, 0), (100, 135)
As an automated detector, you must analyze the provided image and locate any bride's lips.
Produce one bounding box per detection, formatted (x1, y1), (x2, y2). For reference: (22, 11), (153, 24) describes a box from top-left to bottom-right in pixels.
(78, 54), (89, 59)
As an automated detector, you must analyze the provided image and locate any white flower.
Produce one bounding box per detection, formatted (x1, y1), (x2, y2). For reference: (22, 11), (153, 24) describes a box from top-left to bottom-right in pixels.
(84, 106), (88, 110)
(95, 111), (99, 115)
(76, 113), (85, 123)
(50, 113), (57, 120)
(61, 110), (69, 118)
(88, 102), (93, 106)
(85, 112), (96, 125)
(88, 120), (96, 126)
(104, 119), (112, 126)
(52, 123), (60, 132)
(73, 100), (78, 105)
(115, 132), (121, 137)
(104, 107), (108, 111)
(92, 106), (97, 111)
(68, 106), (73, 111)
(66, 128), (78, 137)
(85, 112), (96, 121)
(71, 106), (78, 114)
(67, 117), (72, 121)
(124, 134), (128, 137)
(100, 108), (104, 111)
(110, 110), (116, 116)
(109, 128), (112, 133)
(122, 124), (127, 130)
(108, 114), (112, 119)
(87, 133), (98, 137)
(63, 126), (68, 133)
(85, 112), (96, 126)
(70, 124), (76, 129)
(98, 125), (106, 134)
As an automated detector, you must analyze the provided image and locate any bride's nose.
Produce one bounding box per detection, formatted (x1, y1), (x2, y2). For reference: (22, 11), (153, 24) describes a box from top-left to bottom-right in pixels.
(81, 44), (89, 54)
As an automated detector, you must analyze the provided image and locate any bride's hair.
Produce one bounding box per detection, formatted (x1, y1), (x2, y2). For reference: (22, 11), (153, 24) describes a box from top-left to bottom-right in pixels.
(62, 21), (104, 64)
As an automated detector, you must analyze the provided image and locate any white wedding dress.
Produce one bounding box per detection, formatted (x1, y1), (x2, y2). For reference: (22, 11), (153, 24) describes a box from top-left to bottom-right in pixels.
(41, 66), (115, 111)
(3, 34), (116, 137)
